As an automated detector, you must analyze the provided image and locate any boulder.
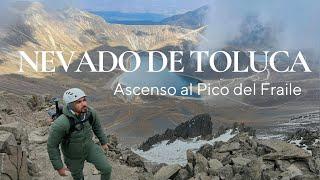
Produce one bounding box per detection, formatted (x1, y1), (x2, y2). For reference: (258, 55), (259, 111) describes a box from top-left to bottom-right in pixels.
(243, 158), (265, 180)
(311, 145), (320, 158)
(194, 172), (211, 180)
(280, 164), (303, 179)
(144, 162), (167, 174)
(275, 160), (291, 172)
(187, 149), (195, 164)
(154, 164), (181, 180)
(211, 152), (229, 162)
(28, 127), (48, 144)
(0, 122), (26, 143)
(0, 132), (29, 180)
(0, 131), (17, 154)
(217, 142), (240, 153)
(218, 164), (234, 179)
(186, 163), (194, 176)
(231, 157), (251, 166)
(208, 159), (223, 176)
(197, 144), (213, 159)
(138, 172), (154, 180)
(0, 153), (18, 180)
(194, 153), (208, 174)
(173, 169), (189, 180)
(315, 158), (320, 175)
(258, 140), (311, 160)
(126, 153), (145, 168)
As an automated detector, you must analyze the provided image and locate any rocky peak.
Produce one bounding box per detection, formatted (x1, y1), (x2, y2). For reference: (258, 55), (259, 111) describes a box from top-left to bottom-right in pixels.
(138, 113), (213, 151)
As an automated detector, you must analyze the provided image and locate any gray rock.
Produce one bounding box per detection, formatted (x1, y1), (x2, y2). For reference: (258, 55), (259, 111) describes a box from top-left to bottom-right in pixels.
(154, 164), (181, 180)
(290, 174), (320, 180)
(0, 122), (26, 143)
(173, 169), (189, 180)
(232, 173), (243, 180)
(0, 147), (30, 180)
(0, 131), (17, 154)
(0, 153), (18, 180)
(211, 176), (219, 180)
(275, 160), (291, 172)
(186, 163), (194, 176)
(315, 158), (320, 175)
(187, 149), (195, 164)
(312, 145), (320, 158)
(262, 169), (281, 180)
(280, 164), (303, 179)
(194, 172), (210, 180)
(211, 152), (229, 162)
(208, 159), (223, 176)
(138, 172), (154, 180)
(144, 162), (167, 174)
(258, 140), (312, 160)
(218, 164), (234, 179)
(197, 144), (214, 159)
(243, 158), (265, 180)
(231, 157), (251, 166)
(194, 153), (208, 174)
(126, 153), (145, 168)
(28, 127), (48, 144)
(27, 158), (40, 176)
(218, 142), (240, 153)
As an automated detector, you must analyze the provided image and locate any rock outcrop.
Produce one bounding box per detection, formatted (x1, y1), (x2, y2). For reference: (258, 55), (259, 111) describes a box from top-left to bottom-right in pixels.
(0, 129), (30, 180)
(139, 114), (212, 151)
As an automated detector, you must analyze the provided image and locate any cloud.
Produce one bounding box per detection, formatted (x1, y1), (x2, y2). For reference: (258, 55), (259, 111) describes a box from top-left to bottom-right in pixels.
(200, 0), (320, 52)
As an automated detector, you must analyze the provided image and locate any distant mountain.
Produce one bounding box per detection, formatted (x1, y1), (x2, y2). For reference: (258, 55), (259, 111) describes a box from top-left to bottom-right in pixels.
(89, 11), (167, 25)
(161, 5), (208, 29)
(0, 1), (200, 76)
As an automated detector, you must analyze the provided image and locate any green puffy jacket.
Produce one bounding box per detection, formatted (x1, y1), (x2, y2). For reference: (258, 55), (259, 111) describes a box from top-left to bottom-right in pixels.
(47, 106), (108, 170)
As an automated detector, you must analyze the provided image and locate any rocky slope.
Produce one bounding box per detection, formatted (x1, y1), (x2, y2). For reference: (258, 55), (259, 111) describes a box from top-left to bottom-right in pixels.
(0, 90), (319, 179)
(135, 127), (320, 180)
(161, 5), (209, 29)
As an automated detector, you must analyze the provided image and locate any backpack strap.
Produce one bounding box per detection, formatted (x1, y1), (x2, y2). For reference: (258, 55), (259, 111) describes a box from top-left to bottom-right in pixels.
(62, 111), (94, 145)
(62, 115), (76, 145)
(88, 112), (94, 125)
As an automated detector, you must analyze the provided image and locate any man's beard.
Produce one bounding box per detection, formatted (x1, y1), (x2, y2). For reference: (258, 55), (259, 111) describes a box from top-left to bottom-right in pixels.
(81, 106), (88, 113)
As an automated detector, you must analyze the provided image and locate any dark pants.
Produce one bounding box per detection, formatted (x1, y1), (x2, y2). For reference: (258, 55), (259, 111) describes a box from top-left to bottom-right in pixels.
(64, 144), (112, 180)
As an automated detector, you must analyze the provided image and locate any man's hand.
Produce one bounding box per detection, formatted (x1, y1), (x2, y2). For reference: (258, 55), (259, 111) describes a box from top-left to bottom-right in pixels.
(47, 118), (54, 125)
(57, 167), (70, 176)
(101, 143), (111, 151)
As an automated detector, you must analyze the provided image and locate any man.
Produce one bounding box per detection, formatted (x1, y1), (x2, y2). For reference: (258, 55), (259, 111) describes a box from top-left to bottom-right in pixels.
(47, 88), (112, 180)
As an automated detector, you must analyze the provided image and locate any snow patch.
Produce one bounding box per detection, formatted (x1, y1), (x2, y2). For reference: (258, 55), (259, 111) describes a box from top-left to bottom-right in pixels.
(256, 134), (286, 140)
(132, 129), (237, 165)
(289, 137), (312, 154)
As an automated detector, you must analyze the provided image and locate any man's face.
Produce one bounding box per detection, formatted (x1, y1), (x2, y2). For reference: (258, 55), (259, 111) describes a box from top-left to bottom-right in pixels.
(73, 97), (88, 113)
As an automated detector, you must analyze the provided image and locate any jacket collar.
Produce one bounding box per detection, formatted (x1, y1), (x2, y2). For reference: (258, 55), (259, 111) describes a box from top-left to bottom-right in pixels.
(62, 105), (92, 121)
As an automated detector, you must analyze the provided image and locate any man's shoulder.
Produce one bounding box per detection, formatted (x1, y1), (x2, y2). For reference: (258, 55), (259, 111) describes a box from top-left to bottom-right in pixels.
(88, 106), (97, 116)
(52, 114), (70, 130)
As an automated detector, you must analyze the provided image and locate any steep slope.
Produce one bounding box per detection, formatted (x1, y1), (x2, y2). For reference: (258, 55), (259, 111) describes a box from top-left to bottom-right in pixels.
(161, 5), (209, 29)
